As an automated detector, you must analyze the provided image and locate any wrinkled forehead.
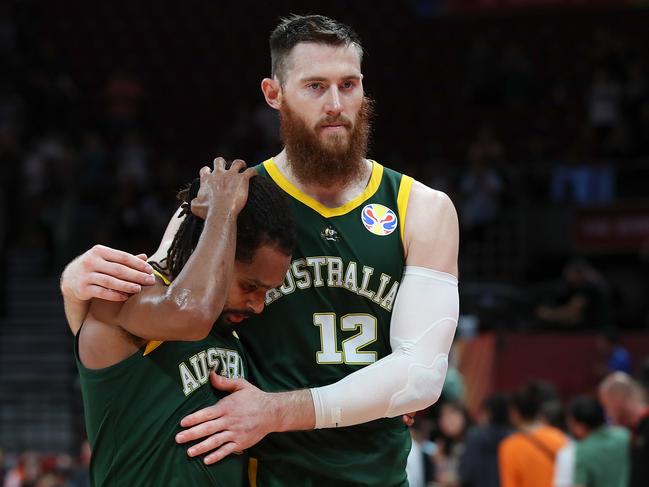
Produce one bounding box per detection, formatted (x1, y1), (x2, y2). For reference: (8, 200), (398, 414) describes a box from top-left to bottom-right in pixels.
(283, 42), (363, 82)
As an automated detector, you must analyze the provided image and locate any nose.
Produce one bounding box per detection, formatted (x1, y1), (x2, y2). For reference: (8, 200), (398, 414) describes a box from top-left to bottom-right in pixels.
(247, 295), (265, 315)
(324, 86), (343, 117)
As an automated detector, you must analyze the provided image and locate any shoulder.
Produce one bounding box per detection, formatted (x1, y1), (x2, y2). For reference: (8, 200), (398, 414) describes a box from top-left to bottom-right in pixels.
(402, 180), (459, 273)
(408, 180), (457, 219)
(499, 432), (521, 453)
(541, 426), (568, 447)
(609, 425), (631, 441)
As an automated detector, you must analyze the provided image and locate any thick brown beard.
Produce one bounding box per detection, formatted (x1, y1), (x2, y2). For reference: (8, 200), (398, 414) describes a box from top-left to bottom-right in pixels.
(279, 96), (374, 187)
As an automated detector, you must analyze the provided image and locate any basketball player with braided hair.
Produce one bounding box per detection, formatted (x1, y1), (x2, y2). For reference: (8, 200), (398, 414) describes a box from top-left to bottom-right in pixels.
(75, 158), (295, 486)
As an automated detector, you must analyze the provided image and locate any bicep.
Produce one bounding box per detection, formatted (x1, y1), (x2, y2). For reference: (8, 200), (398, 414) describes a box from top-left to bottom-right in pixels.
(403, 182), (459, 276)
(92, 280), (173, 341)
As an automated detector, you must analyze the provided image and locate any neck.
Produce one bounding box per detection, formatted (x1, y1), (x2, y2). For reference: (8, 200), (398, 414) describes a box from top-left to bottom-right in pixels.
(272, 148), (373, 208)
(518, 419), (544, 432)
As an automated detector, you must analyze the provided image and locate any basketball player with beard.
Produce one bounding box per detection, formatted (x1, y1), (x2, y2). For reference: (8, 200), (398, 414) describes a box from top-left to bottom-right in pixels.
(60, 15), (459, 486)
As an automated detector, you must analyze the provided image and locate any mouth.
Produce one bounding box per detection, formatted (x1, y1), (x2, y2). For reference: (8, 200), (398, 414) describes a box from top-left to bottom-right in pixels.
(318, 122), (351, 132)
(225, 312), (250, 324)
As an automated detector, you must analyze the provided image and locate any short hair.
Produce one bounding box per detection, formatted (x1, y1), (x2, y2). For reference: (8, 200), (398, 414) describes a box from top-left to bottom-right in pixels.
(568, 395), (605, 430)
(483, 393), (510, 427)
(152, 171), (295, 280)
(599, 371), (637, 398)
(511, 382), (555, 421)
(269, 14), (363, 83)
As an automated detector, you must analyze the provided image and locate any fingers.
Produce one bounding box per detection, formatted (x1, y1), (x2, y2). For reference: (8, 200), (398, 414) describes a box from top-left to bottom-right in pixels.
(88, 272), (144, 295)
(213, 157), (226, 171)
(199, 166), (211, 181)
(204, 442), (239, 465)
(402, 413), (416, 427)
(85, 285), (130, 302)
(176, 417), (227, 444)
(95, 259), (156, 287)
(229, 159), (247, 173)
(135, 253), (148, 261)
(92, 245), (154, 275)
(209, 371), (246, 392)
(180, 403), (224, 428)
(186, 431), (234, 458)
(242, 167), (257, 180)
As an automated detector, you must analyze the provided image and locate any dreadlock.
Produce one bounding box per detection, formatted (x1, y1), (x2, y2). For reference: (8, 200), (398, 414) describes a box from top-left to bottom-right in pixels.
(150, 172), (295, 281)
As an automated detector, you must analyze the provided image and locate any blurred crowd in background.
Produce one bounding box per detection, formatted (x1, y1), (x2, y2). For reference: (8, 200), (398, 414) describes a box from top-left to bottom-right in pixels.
(407, 370), (649, 487)
(1, 0), (649, 485)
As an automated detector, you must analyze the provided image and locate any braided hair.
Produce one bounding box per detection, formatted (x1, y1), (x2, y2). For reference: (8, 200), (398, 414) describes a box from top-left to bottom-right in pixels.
(150, 173), (295, 280)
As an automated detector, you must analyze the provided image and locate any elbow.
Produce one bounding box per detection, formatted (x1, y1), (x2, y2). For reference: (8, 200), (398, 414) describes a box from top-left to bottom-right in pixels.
(176, 308), (217, 341)
(182, 317), (213, 341)
(163, 292), (222, 340)
(159, 306), (216, 341)
(387, 355), (448, 416)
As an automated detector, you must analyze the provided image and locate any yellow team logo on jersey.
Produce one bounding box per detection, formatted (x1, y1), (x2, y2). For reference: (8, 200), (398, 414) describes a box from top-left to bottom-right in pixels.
(361, 203), (398, 236)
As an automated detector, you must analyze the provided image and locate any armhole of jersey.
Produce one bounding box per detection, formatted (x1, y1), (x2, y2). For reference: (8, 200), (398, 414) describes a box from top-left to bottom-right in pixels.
(397, 175), (414, 254)
(248, 457), (258, 487)
(142, 269), (170, 356)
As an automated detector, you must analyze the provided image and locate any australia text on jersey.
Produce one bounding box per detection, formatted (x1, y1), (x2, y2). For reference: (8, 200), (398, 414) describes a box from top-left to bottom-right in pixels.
(179, 347), (244, 396)
(265, 256), (399, 312)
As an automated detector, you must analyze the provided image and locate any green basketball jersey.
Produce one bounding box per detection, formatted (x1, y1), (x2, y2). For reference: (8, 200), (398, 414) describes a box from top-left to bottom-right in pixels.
(76, 323), (248, 486)
(239, 159), (414, 486)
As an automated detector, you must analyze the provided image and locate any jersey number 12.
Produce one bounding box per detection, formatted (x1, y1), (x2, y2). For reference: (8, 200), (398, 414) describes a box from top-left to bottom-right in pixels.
(313, 313), (377, 365)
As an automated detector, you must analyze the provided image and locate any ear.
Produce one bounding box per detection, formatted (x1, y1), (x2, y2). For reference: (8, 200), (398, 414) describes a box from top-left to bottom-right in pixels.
(261, 78), (282, 110)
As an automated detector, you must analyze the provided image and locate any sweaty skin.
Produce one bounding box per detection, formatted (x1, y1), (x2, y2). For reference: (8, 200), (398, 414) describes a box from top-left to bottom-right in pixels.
(79, 159), (254, 369)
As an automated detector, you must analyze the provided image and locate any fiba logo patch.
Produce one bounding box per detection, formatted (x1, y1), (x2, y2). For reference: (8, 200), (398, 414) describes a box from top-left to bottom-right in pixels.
(361, 204), (397, 236)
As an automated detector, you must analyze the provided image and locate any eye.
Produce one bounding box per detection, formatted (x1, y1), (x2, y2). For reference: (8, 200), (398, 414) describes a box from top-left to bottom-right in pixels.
(241, 282), (257, 293)
(342, 80), (355, 90)
(308, 82), (323, 91)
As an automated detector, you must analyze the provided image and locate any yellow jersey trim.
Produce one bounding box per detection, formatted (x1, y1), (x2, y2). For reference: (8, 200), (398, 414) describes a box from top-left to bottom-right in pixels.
(397, 175), (414, 246)
(143, 269), (169, 356)
(263, 158), (384, 218)
(248, 457), (258, 487)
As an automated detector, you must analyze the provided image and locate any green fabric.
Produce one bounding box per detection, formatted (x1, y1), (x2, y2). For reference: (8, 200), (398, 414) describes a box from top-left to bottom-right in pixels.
(253, 456), (409, 487)
(574, 426), (630, 487)
(239, 162), (411, 486)
(76, 327), (247, 487)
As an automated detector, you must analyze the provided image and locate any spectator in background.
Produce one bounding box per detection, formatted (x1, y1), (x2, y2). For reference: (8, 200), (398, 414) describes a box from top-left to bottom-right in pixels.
(407, 418), (435, 487)
(595, 329), (632, 379)
(460, 127), (505, 240)
(4, 451), (43, 487)
(535, 382), (566, 432)
(434, 402), (471, 487)
(536, 259), (612, 330)
(599, 372), (649, 487)
(640, 357), (649, 392)
(562, 395), (629, 487)
(441, 345), (465, 404)
(459, 393), (512, 487)
(69, 440), (90, 487)
(499, 382), (568, 487)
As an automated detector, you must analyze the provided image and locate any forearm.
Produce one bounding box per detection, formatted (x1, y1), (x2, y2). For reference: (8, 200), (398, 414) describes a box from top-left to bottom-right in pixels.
(266, 389), (316, 432)
(311, 267), (458, 428)
(61, 286), (89, 335)
(165, 208), (237, 320)
(60, 260), (90, 335)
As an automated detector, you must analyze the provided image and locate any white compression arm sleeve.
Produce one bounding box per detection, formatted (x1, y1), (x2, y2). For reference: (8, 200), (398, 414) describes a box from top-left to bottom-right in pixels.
(310, 266), (459, 428)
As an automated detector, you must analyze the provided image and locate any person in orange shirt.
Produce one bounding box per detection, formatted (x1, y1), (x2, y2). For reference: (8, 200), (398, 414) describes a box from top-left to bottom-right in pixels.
(499, 382), (568, 487)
